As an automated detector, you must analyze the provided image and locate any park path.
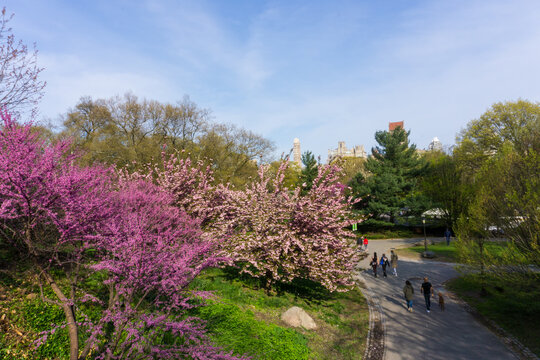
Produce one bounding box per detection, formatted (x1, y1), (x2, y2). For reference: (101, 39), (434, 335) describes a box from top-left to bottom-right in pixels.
(357, 238), (518, 360)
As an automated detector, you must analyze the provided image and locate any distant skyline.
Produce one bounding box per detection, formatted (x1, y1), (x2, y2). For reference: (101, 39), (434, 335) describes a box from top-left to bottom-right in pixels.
(6, 0), (540, 160)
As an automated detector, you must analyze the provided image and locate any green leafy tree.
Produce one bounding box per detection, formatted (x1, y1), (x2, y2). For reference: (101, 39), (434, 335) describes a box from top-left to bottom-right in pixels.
(62, 94), (275, 186)
(454, 100), (540, 278)
(420, 152), (470, 230)
(298, 151), (318, 194)
(351, 127), (426, 225)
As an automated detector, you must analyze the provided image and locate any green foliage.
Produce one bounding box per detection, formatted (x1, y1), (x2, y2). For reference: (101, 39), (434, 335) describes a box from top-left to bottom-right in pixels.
(350, 126), (427, 224)
(196, 302), (311, 360)
(420, 152), (470, 231)
(62, 94), (275, 187)
(446, 100), (540, 287)
(298, 151), (318, 194)
(447, 273), (540, 356)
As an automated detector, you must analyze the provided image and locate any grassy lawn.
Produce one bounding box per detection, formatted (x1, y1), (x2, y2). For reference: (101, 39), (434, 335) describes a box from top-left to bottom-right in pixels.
(190, 268), (369, 360)
(447, 273), (540, 356)
(396, 241), (508, 262)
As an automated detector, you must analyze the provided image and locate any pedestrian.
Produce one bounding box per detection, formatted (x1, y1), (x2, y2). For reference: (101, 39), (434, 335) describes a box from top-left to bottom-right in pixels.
(390, 250), (398, 276)
(363, 236), (369, 251)
(420, 277), (434, 313)
(370, 252), (378, 277)
(403, 280), (414, 312)
(356, 236), (363, 249)
(444, 228), (451, 246)
(380, 253), (389, 278)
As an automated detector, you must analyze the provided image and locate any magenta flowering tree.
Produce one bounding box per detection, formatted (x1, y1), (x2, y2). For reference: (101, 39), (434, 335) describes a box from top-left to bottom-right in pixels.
(213, 161), (360, 292)
(0, 110), (114, 359)
(0, 111), (244, 360)
(83, 178), (240, 360)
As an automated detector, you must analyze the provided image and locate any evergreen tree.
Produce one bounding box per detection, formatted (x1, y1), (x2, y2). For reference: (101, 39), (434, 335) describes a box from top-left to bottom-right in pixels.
(299, 151), (318, 194)
(350, 127), (426, 225)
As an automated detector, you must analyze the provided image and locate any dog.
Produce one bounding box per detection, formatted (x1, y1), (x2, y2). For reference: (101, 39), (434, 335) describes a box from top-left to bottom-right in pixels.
(438, 292), (445, 311)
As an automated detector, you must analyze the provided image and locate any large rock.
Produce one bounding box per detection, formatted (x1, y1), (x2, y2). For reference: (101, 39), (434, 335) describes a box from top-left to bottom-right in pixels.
(281, 306), (317, 330)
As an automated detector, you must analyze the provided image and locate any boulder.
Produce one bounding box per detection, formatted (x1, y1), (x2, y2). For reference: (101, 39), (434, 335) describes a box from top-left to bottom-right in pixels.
(281, 306), (317, 330)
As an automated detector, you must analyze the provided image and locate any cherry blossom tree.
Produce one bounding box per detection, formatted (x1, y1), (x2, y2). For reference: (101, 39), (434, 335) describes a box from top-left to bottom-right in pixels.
(153, 153), (227, 227)
(213, 162), (360, 292)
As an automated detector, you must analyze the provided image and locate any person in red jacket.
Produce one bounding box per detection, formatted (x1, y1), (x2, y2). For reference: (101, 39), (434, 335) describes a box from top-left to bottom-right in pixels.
(363, 236), (368, 251)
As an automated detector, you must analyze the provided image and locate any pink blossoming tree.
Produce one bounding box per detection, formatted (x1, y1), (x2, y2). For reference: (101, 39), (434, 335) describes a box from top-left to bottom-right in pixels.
(212, 162), (360, 292)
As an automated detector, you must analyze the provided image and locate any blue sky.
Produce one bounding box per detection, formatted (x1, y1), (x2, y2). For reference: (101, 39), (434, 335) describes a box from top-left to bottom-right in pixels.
(6, 0), (540, 161)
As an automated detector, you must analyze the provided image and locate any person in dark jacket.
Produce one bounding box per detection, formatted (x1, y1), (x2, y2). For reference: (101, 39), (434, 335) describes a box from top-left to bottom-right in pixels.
(444, 228), (452, 246)
(403, 280), (414, 312)
(380, 254), (389, 278)
(371, 252), (378, 277)
(421, 277), (434, 313)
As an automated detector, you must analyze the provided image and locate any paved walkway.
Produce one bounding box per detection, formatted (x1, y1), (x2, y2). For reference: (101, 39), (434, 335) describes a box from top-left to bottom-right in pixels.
(358, 238), (518, 360)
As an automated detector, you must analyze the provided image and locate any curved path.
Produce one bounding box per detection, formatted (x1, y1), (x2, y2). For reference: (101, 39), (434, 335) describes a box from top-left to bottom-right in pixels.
(358, 238), (518, 360)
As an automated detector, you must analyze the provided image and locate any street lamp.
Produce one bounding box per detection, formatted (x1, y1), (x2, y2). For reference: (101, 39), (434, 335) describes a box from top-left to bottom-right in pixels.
(422, 216), (427, 252)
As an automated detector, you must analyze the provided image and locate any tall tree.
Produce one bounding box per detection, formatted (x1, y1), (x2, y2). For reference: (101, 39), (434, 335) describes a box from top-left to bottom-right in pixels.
(454, 100), (540, 272)
(0, 8), (46, 117)
(420, 152), (470, 230)
(62, 94), (275, 185)
(351, 127), (426, 225)
(298, 151), (318, 194)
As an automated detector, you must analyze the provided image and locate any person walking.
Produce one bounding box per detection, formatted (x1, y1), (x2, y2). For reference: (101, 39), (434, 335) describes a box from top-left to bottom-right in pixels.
(380, 254), (389, 278)
(390, 250), (398, 276)
(403, 280), (414, 312)
(444, 228), (452, 246)
(356, 236), (363, 250)
(370, 252), (378, 277)
(363, 236), (369, 251)
(421, 277), (434, 313)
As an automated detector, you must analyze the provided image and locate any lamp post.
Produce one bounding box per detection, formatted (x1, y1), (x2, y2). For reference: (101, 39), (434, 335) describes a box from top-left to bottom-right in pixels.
(422, 216), (427, 252)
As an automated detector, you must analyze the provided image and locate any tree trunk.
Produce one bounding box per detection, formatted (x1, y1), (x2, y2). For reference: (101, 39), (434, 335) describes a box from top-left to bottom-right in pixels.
(40, 269), (79, 360)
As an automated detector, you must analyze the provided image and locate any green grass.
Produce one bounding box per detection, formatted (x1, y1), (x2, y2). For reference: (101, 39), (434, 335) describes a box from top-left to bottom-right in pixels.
(398, 241), (508, 262)
(447, 273), (540, 356)
(190, 268), (369, 360)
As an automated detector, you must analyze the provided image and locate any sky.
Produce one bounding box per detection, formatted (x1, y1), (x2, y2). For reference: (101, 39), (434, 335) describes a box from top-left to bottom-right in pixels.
(5, 0), (540, 161)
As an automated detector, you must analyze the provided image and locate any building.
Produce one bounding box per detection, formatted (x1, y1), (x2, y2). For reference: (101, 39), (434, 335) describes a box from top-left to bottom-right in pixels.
(389, 121), (404, 131)
(293, 138), (301, 166)
(427, 137), (443, 151)
(328, 141), (367, 163)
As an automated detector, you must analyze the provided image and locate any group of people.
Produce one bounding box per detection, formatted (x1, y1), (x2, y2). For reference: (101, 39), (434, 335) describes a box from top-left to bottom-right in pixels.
(365, 246), (442, 313)
(369, 250), (398, 277)
(357, 236), (369, 251)
(403, 277), (439, 313)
